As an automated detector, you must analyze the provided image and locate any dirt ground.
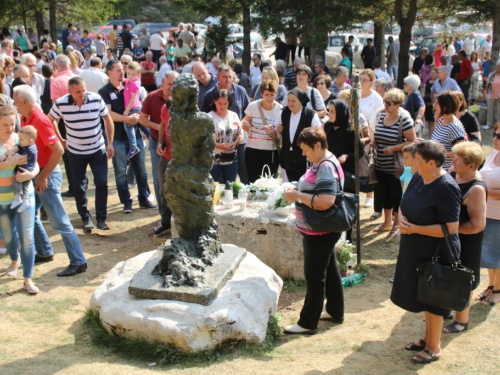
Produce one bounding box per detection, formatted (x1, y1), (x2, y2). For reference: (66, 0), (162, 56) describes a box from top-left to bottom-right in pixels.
(0, 130), (499, 375)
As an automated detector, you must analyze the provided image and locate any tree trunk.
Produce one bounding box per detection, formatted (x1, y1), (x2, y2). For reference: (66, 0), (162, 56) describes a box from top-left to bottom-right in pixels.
(49, 0), (57, 46)
(241, 0), (251, 73)
(373, 21), (385, 70)
(492, 0), (500, 67)
(34, 10), (45, 49)
(395, 0), (418, 88)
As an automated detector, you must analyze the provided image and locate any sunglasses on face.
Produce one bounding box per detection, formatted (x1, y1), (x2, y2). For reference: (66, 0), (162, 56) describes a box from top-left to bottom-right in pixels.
(384, 101), (395, 107)
(493, 132), (500, 140)
(122, 62), (128, 65)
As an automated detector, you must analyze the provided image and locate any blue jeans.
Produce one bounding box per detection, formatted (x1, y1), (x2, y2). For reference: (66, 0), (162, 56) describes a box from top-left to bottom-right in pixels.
(67, 148), (108, 221)
(237, 143), (248, 184)
(148, 135), (161, 214)
(124, 107), (142, 148)
(387, 66), (398, 82)
(34, 166), (86, 266)
(210, 163), (238, 183)
(0, 193), (35, 278)
(112, 138), (149, 205)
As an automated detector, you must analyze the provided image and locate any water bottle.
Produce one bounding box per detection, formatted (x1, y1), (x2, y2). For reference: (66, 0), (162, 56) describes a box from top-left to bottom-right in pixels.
(224, 181), (233, 208)
(341, 273), (366, 287)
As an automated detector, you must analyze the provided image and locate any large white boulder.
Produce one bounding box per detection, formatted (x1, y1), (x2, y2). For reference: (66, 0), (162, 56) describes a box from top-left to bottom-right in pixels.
(90, 249), (283, 352)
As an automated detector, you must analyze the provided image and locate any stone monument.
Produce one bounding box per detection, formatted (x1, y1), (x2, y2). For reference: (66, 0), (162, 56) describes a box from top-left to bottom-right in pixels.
(91, 74), (282, 352)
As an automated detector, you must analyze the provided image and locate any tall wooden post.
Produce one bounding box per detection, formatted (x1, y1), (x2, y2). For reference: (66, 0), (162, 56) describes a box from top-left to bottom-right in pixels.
(350, 74), (361, 264)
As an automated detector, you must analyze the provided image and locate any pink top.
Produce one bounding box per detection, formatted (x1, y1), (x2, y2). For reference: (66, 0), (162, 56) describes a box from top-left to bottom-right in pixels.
(50, 70), (75, 100)
(493, 75), (500, 100)
(124, 78), (141, 109)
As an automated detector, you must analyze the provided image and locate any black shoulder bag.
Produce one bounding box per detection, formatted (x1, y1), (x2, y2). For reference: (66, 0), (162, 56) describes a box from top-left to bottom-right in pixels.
(298, 159), (359, 233)
(416, 223), (475, 311)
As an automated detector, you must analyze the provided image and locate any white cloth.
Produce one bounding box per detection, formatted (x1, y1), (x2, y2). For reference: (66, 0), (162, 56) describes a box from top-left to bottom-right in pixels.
(156, 62), (172, 87)
(79, 67), (109, 93)
(245, 100), (283, 150)
(483, 40), (492, 54)
(373, 69), (392, 83)
(250, 65), (262, 88)
(463, 37), (475, 54)
(149, 34), (166, 50)
(207, 64), (218, 76)
(446, 44), (455, 57)
(36, 59), (44, 73)
(481, 150), (500, 219)
(31, 72), (45, 100)
(360, 90), (384, 122)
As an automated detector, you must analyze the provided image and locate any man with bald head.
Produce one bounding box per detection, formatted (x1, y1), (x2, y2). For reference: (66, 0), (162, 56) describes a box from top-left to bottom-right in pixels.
(20, 53), (45, 100)
(192, 61), (217, 109)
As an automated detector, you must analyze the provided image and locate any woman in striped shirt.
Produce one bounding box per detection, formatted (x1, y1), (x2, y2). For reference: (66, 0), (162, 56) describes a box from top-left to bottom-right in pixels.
(431, 91), (466, 171)
(0, 105), (39, 293)
(373, 89), (416, 241)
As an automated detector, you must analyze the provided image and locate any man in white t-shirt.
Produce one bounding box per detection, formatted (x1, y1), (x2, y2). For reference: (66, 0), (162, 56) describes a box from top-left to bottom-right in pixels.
(156, 56), (172, 88)
(149, 30), (166, 69)
(250, 54), (262, 88)
(463, 33), (476, 57)
(482, 34), (492, 61)
(372, 59), (394, 88)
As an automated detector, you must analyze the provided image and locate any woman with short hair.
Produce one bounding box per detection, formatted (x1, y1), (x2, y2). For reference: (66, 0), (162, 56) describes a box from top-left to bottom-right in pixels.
(283, 127), (345, 335)
(442, 142), (486, 332)
(393, 140), (462, 364)
(373, 88), (416, 241)
(403, 75), (425, 136)
(314, 74), (335, 109)
(431, 90), (467, 171)
(208, 89), (244, 183)
(453, 91), (481, 143)
(249, 66), (286, 103)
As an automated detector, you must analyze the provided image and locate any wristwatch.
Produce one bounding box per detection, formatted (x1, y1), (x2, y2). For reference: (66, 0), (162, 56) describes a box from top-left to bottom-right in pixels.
(298, 192), (303, 204)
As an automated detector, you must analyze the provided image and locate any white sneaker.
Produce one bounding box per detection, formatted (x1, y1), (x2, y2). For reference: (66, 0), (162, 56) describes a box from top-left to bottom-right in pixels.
(283, 324), (317, 335)
(363, 197), (373, 207)
(483, 125), (491, 130)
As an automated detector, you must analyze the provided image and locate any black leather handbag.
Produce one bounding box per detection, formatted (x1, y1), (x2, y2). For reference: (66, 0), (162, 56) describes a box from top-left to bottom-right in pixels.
(299, 160), (359, 233)
(416, 224), (475, 311)
(343, 172), (369, 194)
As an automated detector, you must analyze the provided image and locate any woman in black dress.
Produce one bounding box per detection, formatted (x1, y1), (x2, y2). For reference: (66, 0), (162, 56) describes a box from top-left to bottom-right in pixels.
(393, 141), (461, 364)
(442, 142), (487, 333)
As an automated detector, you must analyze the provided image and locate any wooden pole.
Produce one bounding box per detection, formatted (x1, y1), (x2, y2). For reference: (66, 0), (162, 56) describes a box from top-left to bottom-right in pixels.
(350, 74), (361, 264)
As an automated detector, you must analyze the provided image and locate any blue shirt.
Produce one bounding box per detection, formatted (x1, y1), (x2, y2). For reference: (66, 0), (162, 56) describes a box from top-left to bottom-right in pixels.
(454, 40), (463, 53)
(201, 83), (249, 120)
(133, 47), (144, 57)
(197, 74), (218, 110)
(339, 57), (352, 77)
(430, 77), (461, 94)
(400, 167), (414, 195)
(482, 60), (491, 78)
(284, 68), (297, 90)
(62, 28), (70, 50)
(80, 37), (92, 53)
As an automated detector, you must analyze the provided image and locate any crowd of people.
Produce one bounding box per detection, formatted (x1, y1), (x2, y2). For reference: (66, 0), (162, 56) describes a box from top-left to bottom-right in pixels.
(0, 23), (498, 366)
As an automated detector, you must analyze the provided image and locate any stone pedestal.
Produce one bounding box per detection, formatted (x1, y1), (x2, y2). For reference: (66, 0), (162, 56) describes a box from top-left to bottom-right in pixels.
(90, 249), (283, 352)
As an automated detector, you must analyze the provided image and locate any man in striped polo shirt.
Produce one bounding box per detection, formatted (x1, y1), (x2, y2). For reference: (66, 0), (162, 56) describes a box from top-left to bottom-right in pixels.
(48, 76), (115, 231)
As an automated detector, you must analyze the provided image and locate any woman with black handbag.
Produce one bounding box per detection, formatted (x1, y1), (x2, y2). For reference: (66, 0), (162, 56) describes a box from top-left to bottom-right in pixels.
(393, 141), (461, 364)
(282, 127), (345, 335)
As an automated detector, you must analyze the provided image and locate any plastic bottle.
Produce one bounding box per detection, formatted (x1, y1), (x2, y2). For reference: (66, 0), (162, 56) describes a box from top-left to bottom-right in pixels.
(341, 273), (367, 287)
(238, 188), (248, 211)
(224, 181), (233, 208)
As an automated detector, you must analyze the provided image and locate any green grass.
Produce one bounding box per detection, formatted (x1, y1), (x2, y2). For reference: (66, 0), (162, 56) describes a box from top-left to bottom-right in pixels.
(1, 297), (80, 325)
(282, 278), (307, 293)
(81, 309), (282, 367)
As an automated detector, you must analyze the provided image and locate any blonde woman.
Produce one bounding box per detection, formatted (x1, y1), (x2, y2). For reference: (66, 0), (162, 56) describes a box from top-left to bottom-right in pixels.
(249, 66), (286, 103)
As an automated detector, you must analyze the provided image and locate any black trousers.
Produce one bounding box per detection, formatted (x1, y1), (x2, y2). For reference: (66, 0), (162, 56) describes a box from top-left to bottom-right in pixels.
(287, 44), (296, 65)
(375, 169), (402, 212)
(245, 147), (279, 184)
(298, 231), (344, 330)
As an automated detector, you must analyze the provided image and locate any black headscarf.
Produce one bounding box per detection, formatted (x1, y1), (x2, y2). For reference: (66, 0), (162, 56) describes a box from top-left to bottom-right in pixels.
(330, 99), (350, 128)
(288, 88), (309, 106)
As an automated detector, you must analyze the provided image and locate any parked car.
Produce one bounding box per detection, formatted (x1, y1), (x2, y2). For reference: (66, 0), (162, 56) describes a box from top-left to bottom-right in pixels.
(226, 32), (264, 59)
(131, 23), (172, 38)
(106, 19), (136, 28)
(326, 33), (362, 54)
(412, 35), (438, 57)
(89, 25), (121, 41)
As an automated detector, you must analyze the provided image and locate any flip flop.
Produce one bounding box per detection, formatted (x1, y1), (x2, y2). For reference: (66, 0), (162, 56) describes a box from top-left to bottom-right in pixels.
(373, 224), (392, 233)
(369, 212), (382, 221)
(386, 228), (400, 242)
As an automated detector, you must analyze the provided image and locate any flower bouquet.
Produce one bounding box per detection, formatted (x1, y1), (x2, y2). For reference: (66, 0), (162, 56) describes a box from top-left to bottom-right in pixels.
(247, 166), (281, 200)
(266, 182), (296, 216)
(335, 240), (354, 275)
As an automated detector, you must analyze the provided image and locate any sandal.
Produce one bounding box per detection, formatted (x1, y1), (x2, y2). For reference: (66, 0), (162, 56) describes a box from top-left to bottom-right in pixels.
(373, 224), (392, 233)
(475, 285), (494, 301)
(443, 320), (469, 333)
(386, 228), (400, 242)
(411, 349), (440, 364)
(482, 289), (500, 306)
(369, 212), (381, 221)
(405, 339), (426, 351)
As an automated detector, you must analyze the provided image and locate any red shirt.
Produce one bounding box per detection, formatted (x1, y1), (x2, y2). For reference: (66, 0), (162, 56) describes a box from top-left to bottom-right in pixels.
(458, 58), (472, 81)
(21, 107), (59, 168)
(141, 88), (166, 140)
(140, 61), (156, 86)
(160, 104), (171, 160)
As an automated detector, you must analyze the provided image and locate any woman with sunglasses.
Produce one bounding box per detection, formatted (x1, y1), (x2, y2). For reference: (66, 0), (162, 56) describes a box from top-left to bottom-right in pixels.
(314, 74), (336, 109)
(476, 124), (500, 306)
(431, 91), (466, 171)
(373, 88), (416, 241)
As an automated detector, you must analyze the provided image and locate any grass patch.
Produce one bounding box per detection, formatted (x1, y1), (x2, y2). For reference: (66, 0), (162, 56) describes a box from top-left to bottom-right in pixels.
(2, 297), (80, 324)
(81, 309), (282, 367)
(283, 278), (307, 293)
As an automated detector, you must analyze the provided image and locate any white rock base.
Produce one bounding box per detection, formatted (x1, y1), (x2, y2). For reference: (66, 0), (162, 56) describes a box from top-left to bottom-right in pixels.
(90, 249), (283, 352)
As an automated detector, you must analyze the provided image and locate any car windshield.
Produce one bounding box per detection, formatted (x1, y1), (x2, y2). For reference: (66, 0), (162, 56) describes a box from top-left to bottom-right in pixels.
(420, 38), (436, 49)
(131, 24), (145, 34)
(329, 36), (346, 47)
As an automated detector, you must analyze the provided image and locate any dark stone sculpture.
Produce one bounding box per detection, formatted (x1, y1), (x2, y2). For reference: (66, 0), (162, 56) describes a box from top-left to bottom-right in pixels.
(152, 74), (222, 287)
